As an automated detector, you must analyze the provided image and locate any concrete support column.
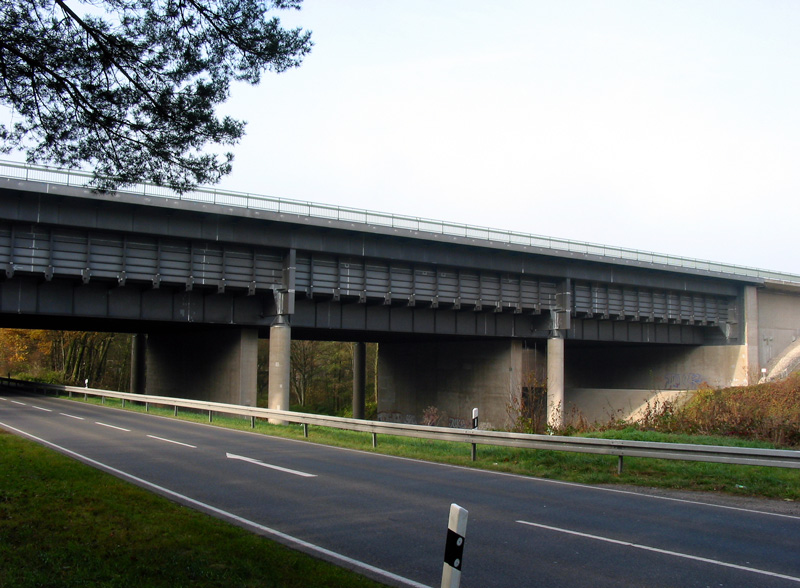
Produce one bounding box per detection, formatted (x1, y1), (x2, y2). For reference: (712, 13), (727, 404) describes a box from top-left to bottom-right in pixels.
(130, 333), (146, 394)
(743, 284), (760, 384)
(353, 342), (366, 420)
(547, 335), (565, 430)
(377, 339), (523, 430)
(145, 328), (257, 405)
(268, 316), (291, 424)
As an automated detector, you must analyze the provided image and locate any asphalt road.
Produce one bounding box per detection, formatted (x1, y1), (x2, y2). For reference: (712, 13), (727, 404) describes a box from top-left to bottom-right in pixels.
(2, 391), (799, 587)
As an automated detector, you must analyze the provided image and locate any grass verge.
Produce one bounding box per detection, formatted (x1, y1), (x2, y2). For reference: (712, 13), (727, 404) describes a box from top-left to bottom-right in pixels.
(0, 430), (386, 588)
(64, 394), (800, 502)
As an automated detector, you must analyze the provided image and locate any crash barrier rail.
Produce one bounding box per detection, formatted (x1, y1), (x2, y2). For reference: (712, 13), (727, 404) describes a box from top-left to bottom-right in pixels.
(2, 159), (800, 285)
(3, 377), (799, 473)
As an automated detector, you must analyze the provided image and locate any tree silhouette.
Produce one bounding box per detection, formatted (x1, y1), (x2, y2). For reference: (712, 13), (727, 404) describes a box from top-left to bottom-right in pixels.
(0, 0), (312, 192)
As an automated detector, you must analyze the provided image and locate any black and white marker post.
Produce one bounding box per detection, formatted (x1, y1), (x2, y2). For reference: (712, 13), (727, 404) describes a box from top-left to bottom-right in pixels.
(470, 408), (478, 461)
(441, 503), (469, 588)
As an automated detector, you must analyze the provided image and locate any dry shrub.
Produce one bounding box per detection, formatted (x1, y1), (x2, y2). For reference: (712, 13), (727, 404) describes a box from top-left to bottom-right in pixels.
(504, 372), (800, 447)
(670, 372), (800, 447)
(421, 405), (443, 427)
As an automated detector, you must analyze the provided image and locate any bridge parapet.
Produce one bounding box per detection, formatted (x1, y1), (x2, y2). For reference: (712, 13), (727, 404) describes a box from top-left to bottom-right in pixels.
(2, 159), (798, 285)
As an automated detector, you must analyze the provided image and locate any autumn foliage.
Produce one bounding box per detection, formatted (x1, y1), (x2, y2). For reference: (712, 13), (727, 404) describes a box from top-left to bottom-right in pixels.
(0, 329), (130, 390)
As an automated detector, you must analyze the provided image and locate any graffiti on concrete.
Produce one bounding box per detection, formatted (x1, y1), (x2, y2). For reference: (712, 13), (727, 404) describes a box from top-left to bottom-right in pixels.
(664, 372), (703, 389)
(378, 412), (470, 428)
(377, 412), (417, 425)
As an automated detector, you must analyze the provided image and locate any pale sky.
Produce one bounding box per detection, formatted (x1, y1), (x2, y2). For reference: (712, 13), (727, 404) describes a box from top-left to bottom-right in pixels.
(6, 1), (800, 275)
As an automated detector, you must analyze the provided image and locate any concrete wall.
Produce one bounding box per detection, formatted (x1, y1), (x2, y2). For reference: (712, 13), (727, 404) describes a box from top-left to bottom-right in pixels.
(377, 338), (751, 430)
(377, 340), (528, 430)
(758, 288), (800, 371)
(564, 343), (749, 391)
(145, 328), (258, 406)
(566, 388), (688, 424)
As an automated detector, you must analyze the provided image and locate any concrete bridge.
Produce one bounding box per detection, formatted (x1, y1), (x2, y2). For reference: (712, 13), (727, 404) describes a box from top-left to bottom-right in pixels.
(2, 161), (799, 429)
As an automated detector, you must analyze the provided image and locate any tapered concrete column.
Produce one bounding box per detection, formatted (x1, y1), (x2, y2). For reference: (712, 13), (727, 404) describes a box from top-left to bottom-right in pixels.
(547, 335), (565, 430)
(268, 316), (291, 424)
(353, 342), (366, 420)
(743, 284), (760, 384)
(130, 333), (146, 394)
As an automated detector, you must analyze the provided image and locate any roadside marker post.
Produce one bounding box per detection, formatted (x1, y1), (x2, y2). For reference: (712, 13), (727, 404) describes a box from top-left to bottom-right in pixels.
(441, 503), (468, 588)
(471, 408), (478, 461)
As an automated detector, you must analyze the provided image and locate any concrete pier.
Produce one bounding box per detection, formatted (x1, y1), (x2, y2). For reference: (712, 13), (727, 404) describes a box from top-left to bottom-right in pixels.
(546, 336), (565, 429)
(145, 328), (257, 405)
(353, 342), (366, 419)
(130, 333), (146, 394)
(377, 340), (524, 430)
(268, 317), (292, 424)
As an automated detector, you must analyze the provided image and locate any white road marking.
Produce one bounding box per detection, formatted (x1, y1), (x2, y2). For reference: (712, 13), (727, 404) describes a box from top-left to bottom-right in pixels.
(11, 400), (26, 406)
(60, 413), (85, 420)
(32, 405), (52, 412)
(147, 435), (196, 449)
(0, 421), (430, 588)
(517, 519), (800, 584)
(226, 453), (317, 478)
(95, 422), (131, 432)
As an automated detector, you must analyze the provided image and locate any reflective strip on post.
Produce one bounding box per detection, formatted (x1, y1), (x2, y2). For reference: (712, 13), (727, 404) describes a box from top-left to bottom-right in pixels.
(441, 503), (468, 588)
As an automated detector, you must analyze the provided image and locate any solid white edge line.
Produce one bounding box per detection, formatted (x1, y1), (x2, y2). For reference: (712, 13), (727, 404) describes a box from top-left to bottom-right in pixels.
(95, 422), (131, 432)
(517, 520), (800, 584)
(226, 452), (317, 478)
(60, 413), (85, 420)
(0, 421), (432, 588)
(147, 434), (196, 449)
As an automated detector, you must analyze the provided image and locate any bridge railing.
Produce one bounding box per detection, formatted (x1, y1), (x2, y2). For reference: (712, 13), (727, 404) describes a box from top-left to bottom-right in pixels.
(5, 378), (799, 472)
(2, 159), (799, 284)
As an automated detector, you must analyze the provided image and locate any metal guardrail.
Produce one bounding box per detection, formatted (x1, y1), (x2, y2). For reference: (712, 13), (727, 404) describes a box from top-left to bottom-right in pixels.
(4, 378), (799, 472)
(2, 159), (799, 284)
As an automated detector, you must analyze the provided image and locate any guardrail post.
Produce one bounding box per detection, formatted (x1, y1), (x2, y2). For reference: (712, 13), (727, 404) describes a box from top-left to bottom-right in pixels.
(372, 432), (377, 448)
(209, 410), (213, 423)
(441, 503), (469, 588)
(302, 423), (309, 438)
(174, 405), (178, 417)
(617, 455), (624, 475)
(251, 416), (255, 429)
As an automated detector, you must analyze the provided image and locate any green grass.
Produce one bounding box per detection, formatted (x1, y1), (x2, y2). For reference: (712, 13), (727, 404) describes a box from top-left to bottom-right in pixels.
(64, 394), (800, 502)
(0, 430), (386, 588)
